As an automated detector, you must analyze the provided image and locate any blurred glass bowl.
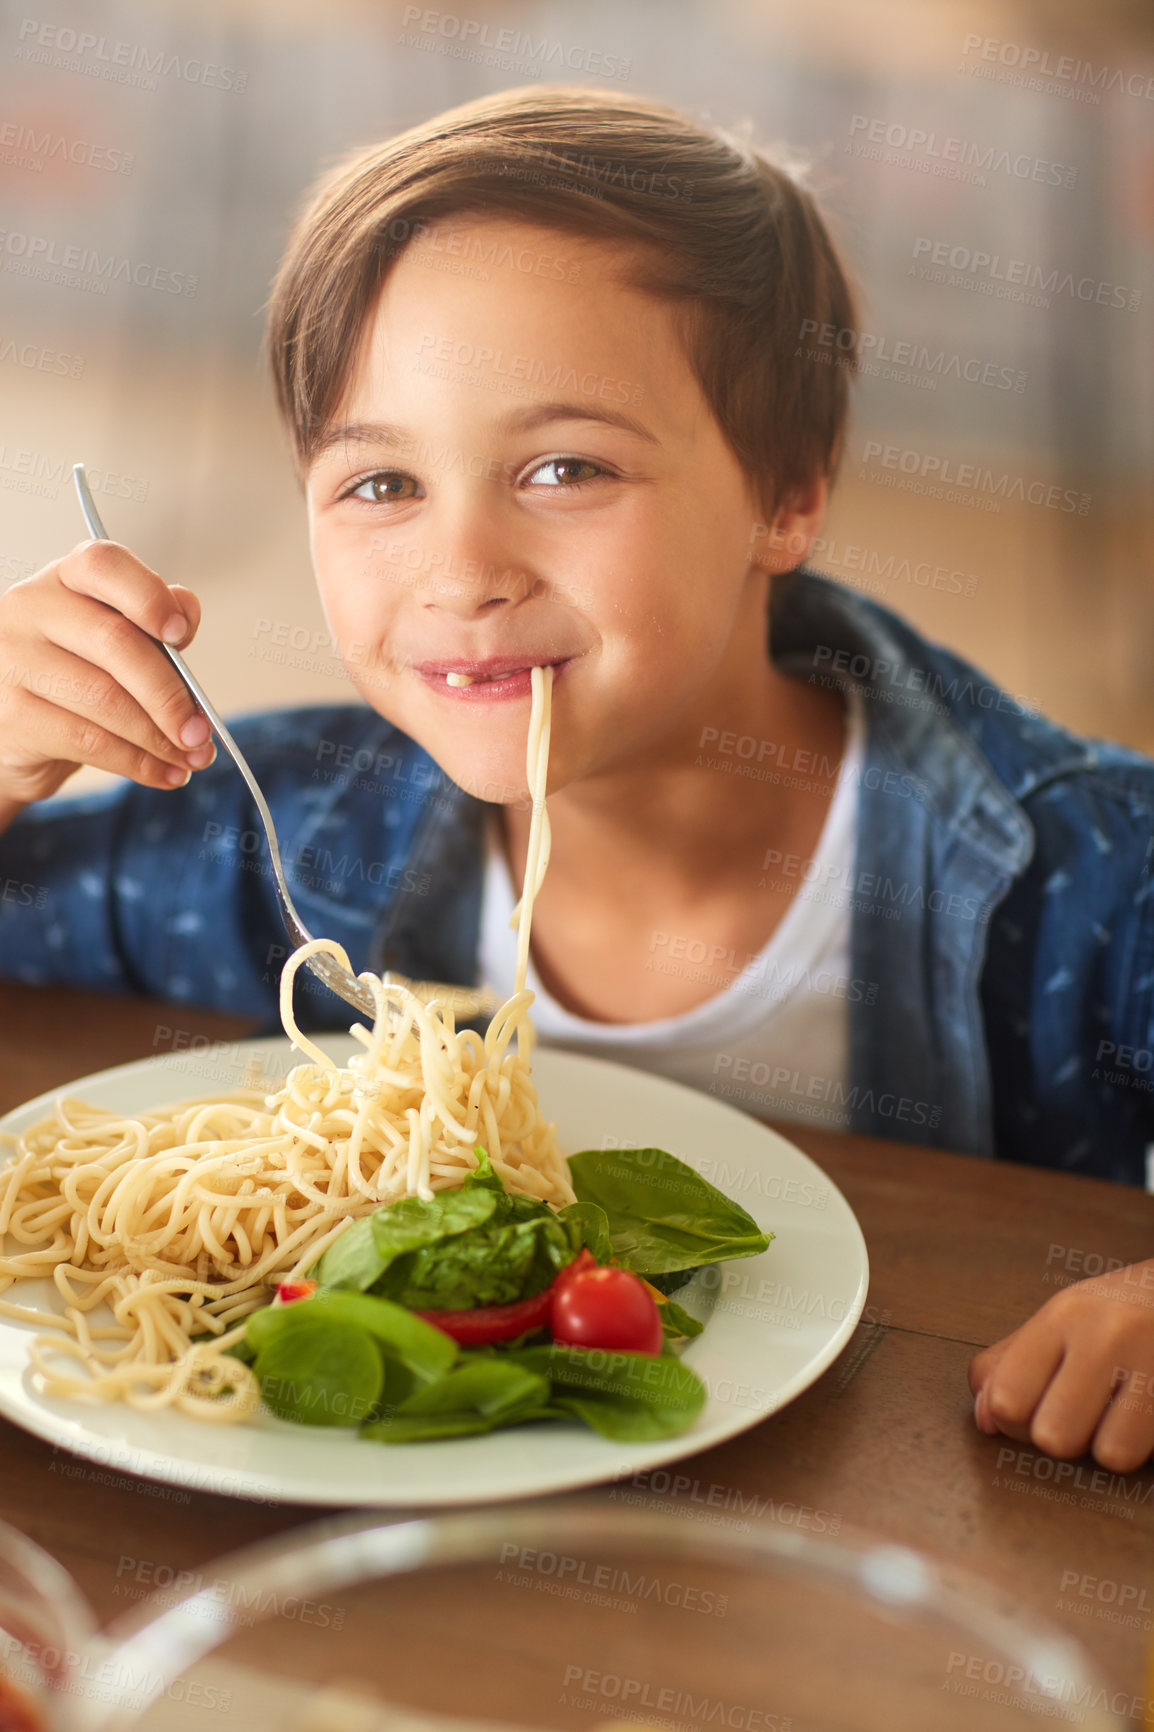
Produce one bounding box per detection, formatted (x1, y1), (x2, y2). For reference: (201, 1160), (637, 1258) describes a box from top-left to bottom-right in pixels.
(88, 1503), (1133, 1732)
(0, 1516), (98, 1732)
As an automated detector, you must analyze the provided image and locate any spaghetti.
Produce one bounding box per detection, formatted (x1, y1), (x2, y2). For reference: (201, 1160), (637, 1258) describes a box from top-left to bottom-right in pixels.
(0, 666), (567, 1420)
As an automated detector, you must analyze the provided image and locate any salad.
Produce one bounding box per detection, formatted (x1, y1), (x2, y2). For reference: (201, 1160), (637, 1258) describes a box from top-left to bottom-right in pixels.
(234, 1146), (772, 1443)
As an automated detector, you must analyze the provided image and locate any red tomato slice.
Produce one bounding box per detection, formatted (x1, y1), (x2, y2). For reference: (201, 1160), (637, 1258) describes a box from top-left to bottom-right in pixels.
(551, 1266), (663, 1356)
(416, 1285), (554, 1345)
(416, 1249), (598, 1345)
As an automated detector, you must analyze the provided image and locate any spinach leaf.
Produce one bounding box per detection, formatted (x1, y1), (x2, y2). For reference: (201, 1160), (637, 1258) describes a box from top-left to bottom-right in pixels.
(375, 1188), (497, 1250)
(658, 1297), (705, 1342)
(254, 1318), (383, 1428)
(557, 1200), (613, 1263)
(312, 1189), (496, 1292)
(245, 1290), (456, 1383)
(371, 1155), (574, 1309)
(396, 1357), (549, 1418)
(646, 1267), (699, 1296)
(362, 1357), (553, 1442)
(566, 1147), (771, 1275)
(362, 1407), (552, 1443)
(360, 1336), (705, 1445)
(504, 1343), (706, 1440)
(378, 1210), (572, 1310)
(311, 1217), (380, 1291)
(314, 1149), (573, 1312)
(458, 1145), (505, 1197)
(377, 1353), (421, 1414)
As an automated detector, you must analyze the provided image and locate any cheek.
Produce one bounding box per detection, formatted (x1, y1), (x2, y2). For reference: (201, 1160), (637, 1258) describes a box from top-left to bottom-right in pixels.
(609, 565), (733, 675)
(314, 538), (402, 645)
(310, 519), (346, 623)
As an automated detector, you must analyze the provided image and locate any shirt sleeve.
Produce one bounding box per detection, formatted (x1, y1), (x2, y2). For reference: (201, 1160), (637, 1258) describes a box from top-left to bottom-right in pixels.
(0, 765), (286, 1017)
(1120, 839), (1154, 1156)
(0, 703), (460, 1027)
(0, 781), (135, 990)
(983, 767), (1154, 1184)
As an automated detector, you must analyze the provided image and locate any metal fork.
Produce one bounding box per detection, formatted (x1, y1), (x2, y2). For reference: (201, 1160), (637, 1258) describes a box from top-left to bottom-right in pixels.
(72, 463), (494, 1024)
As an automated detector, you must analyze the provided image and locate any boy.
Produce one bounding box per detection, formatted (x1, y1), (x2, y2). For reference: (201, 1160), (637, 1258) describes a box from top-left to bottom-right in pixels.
(0, 86), (1152, 1469)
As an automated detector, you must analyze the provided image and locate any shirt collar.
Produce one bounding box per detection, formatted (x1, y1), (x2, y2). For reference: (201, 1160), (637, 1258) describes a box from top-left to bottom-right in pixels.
(770, 567), (1096, 874)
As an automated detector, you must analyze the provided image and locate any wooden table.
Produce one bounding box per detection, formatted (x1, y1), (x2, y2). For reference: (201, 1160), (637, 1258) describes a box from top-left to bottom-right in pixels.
(2, 979), (1153, 1718)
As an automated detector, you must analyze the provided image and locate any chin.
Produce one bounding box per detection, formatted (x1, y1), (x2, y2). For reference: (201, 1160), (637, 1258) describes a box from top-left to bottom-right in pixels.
(434, 745), (534, 810)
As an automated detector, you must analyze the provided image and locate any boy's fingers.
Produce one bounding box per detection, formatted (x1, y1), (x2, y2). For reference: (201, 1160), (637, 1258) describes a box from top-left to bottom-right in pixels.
(166, 584), (201, 646)
(969, 1340), (1009, 1432)
(967, 1337), (1008, 1395)
(971, 1289), (1154, 1467)
(27, 587), (205, 753)
(979, 1322), (1065, 1442)
(0, 687), (193, 793)
(1027, 1347), (1119, 1460)
(1091, 1372), (1154, 1474)
(0, 640), (202, 770)
(58, 538), (195, 647)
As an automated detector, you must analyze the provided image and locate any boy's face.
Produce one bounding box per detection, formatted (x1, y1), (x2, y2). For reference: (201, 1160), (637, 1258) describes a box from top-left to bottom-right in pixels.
(305, 217), (801, 804)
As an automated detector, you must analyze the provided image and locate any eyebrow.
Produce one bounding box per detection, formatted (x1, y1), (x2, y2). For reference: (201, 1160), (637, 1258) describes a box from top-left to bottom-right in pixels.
(312, 399), (659, 460)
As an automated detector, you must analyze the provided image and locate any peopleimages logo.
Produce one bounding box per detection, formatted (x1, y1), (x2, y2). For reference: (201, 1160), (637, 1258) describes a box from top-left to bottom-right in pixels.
(398, 7), (631, 79)
(860, 440), (1091, 515)
(0, 446), (147, 502)
(799, 319), (1026, 394)
(911, 237), (1141, 311)
(945, 1650), (1149, 1724)
(0, 122), (134, 173)
(14, 18), (248, 92)
(847, 115), (1077, 187)
(0, 228), (196, 295)
(559, 1666), (792, 1730)
(960, 34), (1154, 103)
(497, 1544), (728, 1616)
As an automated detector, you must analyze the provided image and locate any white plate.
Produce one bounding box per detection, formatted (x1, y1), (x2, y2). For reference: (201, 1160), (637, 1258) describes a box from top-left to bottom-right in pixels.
(0, 1039), (868, 1507)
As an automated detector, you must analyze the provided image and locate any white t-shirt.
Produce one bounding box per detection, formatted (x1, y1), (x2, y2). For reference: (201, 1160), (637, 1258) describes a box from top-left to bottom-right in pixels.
(477, 694), (865, 1132)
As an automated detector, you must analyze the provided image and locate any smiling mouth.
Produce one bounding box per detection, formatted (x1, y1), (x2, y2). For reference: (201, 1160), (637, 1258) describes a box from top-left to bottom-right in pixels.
(416, 656), (570, 688)
(445, 668), (540, 687)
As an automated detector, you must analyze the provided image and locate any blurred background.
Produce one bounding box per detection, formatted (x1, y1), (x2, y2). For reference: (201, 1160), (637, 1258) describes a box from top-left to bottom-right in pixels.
(2, 0), (1152, 778)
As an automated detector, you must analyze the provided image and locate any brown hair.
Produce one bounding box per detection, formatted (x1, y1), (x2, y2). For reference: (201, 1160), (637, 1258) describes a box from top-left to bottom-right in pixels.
(264, 84), (859, 520)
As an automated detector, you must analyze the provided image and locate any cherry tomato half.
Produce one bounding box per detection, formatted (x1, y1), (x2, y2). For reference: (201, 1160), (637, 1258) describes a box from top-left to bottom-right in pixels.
(551, 1266), (664, 1356)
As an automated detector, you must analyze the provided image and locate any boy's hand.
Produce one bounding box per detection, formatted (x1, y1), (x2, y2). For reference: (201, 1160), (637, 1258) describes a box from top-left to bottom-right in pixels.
(0, 538), (213, 809)
(968, 1259), (1154, 1471)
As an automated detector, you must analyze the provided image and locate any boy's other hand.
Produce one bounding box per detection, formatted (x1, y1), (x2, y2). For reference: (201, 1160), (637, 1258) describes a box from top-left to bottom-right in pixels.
(0, 538), (213, 808)
(968, 1259), (1154, 1471)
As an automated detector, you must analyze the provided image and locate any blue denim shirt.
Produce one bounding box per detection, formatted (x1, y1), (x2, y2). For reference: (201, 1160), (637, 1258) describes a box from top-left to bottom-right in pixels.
(2, 569), (1152, 1183)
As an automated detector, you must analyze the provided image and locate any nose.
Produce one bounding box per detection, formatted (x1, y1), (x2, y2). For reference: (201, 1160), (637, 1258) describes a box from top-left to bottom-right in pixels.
(411, 492), (538, 621)
(424, 560), (528, 621)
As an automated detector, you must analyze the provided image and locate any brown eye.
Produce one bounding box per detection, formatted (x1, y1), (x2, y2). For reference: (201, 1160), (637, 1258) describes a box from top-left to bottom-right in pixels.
(352, 472), (421, 502)
(529, 457), (604, 487)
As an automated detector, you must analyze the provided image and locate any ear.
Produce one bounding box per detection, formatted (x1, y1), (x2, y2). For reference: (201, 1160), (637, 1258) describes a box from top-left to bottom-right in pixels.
(747, 472), (829, 576)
